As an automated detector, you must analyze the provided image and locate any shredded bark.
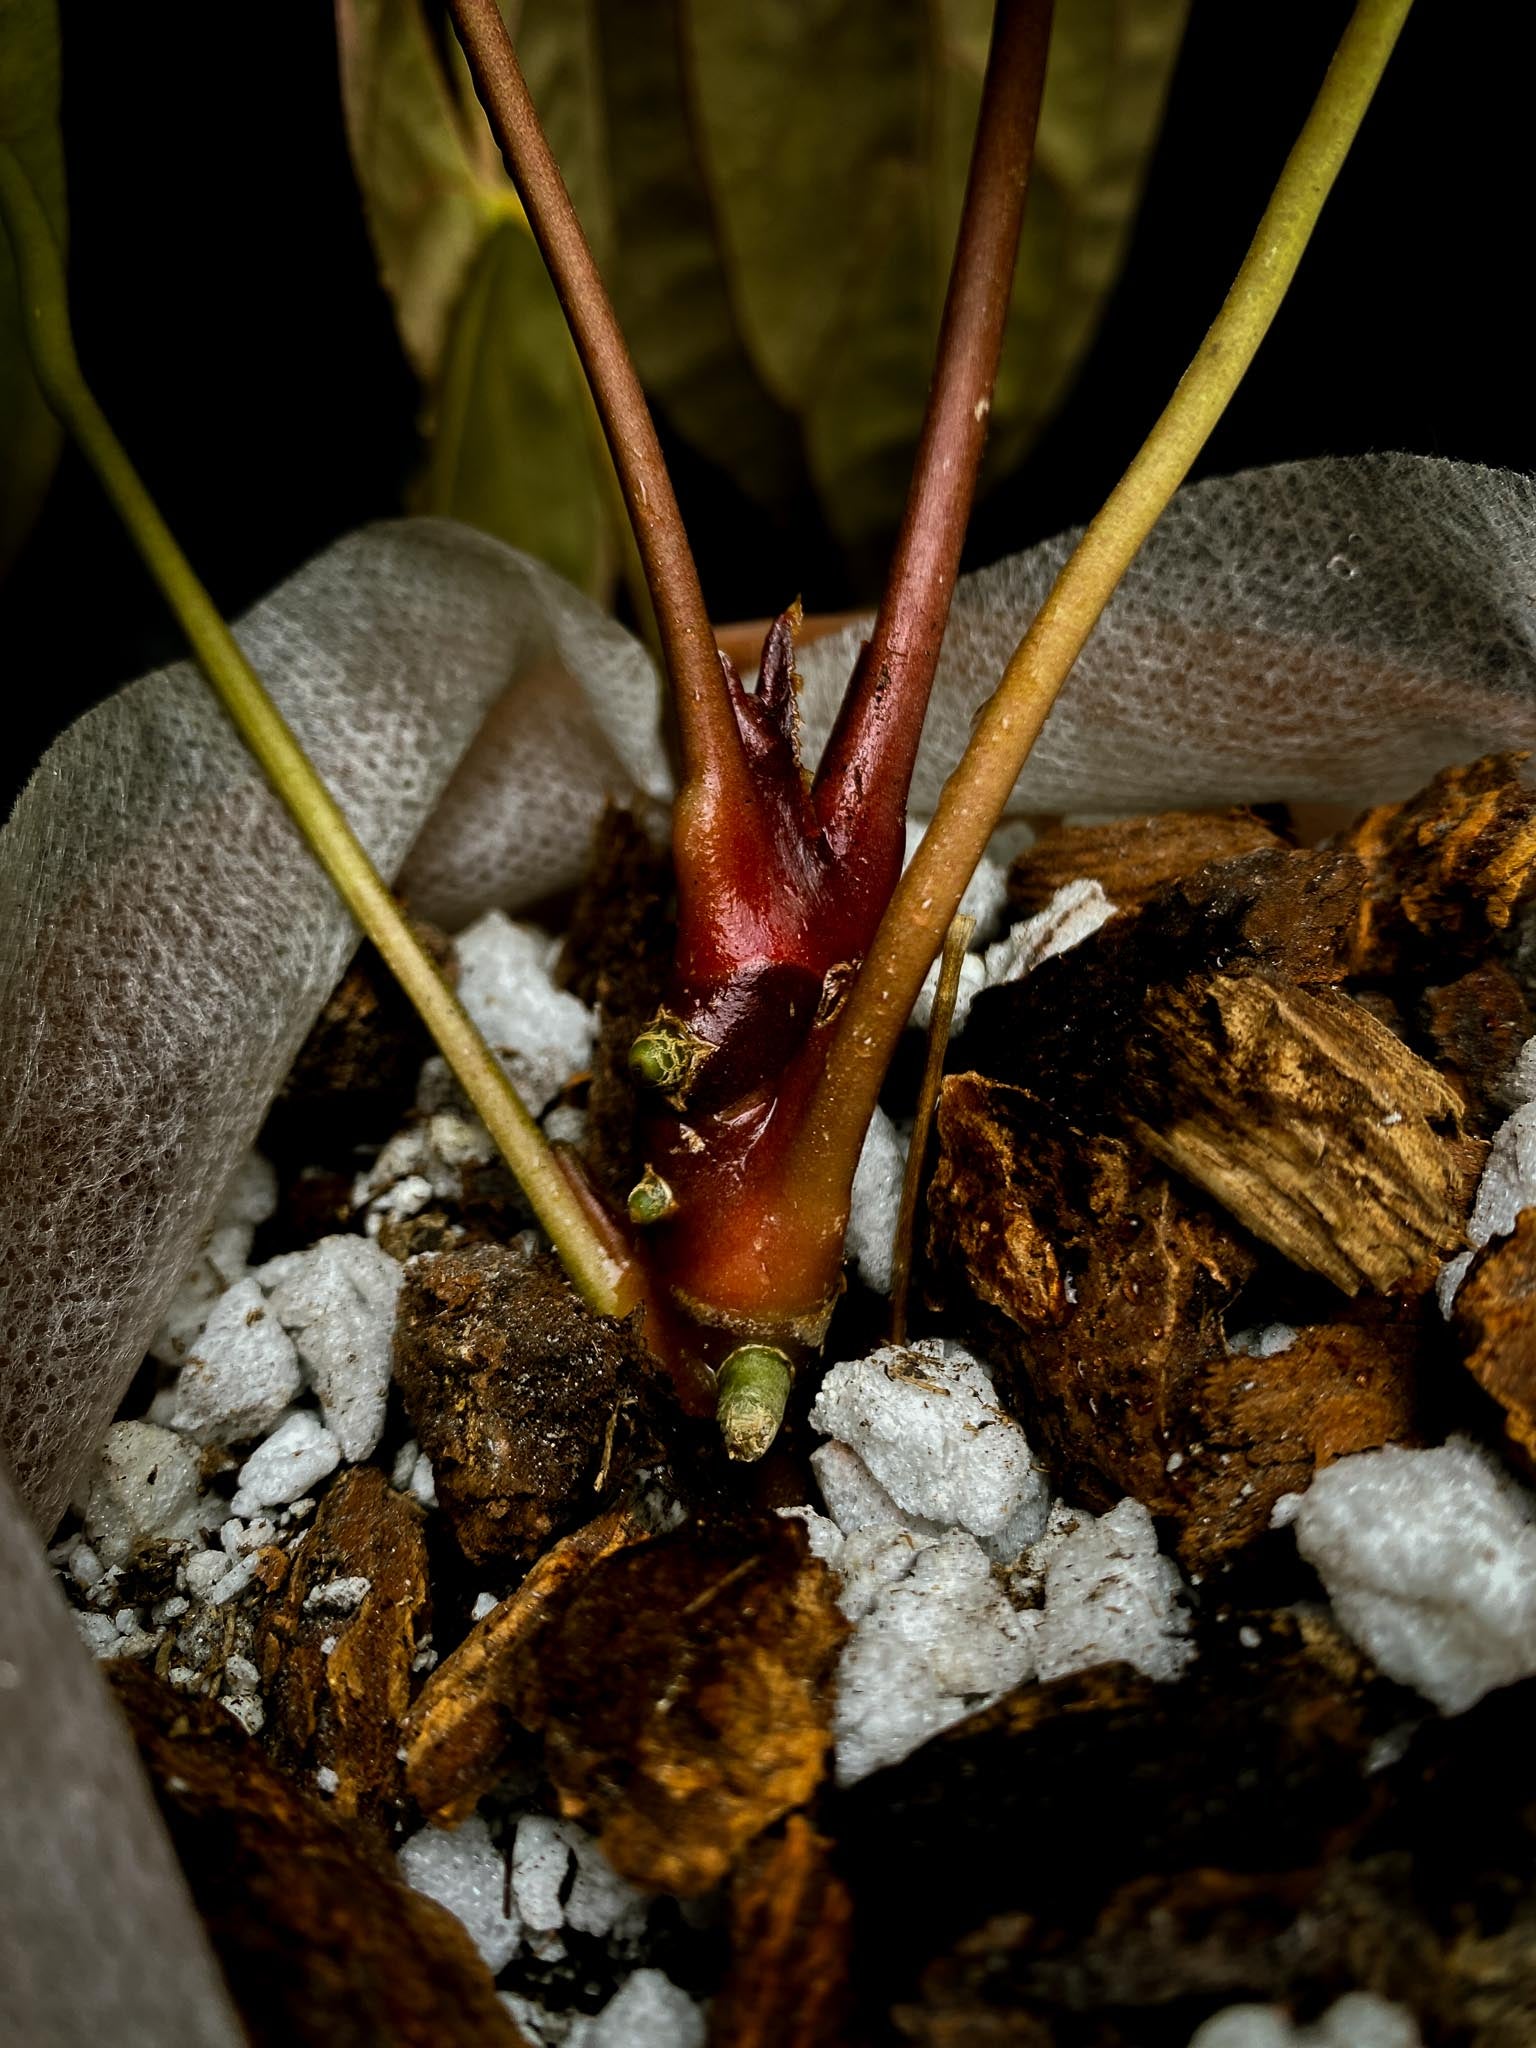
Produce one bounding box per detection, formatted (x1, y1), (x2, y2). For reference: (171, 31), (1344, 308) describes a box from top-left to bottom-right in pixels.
(1007, 808), (1285, 920)
(108, 1664), (527, 2048)
(256, 1466), (430, 1847)
(1455, 1211), (1536, 1475)
(510, 1513), (846, 1895)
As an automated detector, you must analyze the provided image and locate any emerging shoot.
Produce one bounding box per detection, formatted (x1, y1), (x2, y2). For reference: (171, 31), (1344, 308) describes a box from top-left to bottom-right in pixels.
(715, 1346), (794, 1466)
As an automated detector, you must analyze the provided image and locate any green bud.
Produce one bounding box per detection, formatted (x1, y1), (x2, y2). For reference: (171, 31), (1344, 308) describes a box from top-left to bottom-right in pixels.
(627, 1009), (715, 1108)
(715, 1345), (793, 1463)
(627, 1166), (677, 1226)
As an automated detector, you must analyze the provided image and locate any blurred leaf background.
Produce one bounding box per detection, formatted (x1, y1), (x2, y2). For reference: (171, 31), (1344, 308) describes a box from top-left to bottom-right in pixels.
(334, 0), (1188, 603)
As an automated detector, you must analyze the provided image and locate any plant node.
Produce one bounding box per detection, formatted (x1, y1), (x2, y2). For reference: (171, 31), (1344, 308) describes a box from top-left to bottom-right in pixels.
(628, 1010), (716, 1108)
(715, 1346), (794, 1464)
(627, 1166), (678, 1227)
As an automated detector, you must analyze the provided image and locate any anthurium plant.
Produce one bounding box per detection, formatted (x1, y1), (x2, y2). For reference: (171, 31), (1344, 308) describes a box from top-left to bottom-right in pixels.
(0, 0), (1414, 1457)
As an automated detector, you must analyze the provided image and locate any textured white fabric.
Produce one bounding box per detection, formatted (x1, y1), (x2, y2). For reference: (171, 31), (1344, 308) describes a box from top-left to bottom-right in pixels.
(800, 454), (1536, 813)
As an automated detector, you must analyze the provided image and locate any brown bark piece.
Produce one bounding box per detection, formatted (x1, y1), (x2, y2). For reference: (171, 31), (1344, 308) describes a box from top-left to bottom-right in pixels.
(1455, 1210), (1536, 1472)
(1337, 752), (1536, 974)
(709, 1815), (853, 2048)
(108, 1664), (527, 2048)
(1127, 970), (1484, 1295)
(1422, 963), (1534, 1134)
(926, 1074), (1254, 1516)
(514, 1514), (846, 1895)
(964, 849), (1369, 1133)
(1172, 847), (1367, 986)
(837, 1614), (1403, 2001)
(394, 1242), (664, 1565)
(557, 804), (675, 1205)
(926, 1075), (1422, 1559)
(404, 1504), (648, 1827)
(256, 1466), (429, 1845)
(266, 923), (452, 1158)
(1178, 1301), (1425, 1570)
(1007, 808), (1284, 919)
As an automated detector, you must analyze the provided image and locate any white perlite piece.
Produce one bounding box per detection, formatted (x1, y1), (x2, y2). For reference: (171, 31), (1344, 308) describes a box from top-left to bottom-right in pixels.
(831, 1529), (1037, 1785)
(793, 1342), (1194, 1782)
(567, 1969), (706, 2048)
(508, 1812), (646, 1947)
(453, 910), (595, 1115)
(352, 1107), (496, 1232)
(1032, 1498), (1194, 1686)
(231, 1412), (341, 1517)
(148, 1150), (278, 1367)
(809, 1341), (1050, 1558)
(810, 1442), (945, 1545)
(390, 1437), (439, 1509)
(256, 1236), (402, 1460)
(1228, 1323), (1297, 1359)
(303, 1576), (370, 1615)
(171, 1277), (301, 1445)
(1274, 1439), (1536, 1714)
(911, 877), (1116, 1032)
(81, 1422), (225, 1567)
(1188, 1990), (1422, 2047)
(1437, 1069), (1536, 1313)
(398, 1815), (521, 1974)
(844, 1109), (908, 1296)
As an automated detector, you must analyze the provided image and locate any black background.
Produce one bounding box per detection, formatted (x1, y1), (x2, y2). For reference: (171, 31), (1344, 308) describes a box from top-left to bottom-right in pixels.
(1, 0), (1525, 810)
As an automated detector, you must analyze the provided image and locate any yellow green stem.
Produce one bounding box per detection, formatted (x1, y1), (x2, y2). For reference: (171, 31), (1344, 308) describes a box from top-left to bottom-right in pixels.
(793, 0), (1415, 1213)
(0, 143), (634, 1320)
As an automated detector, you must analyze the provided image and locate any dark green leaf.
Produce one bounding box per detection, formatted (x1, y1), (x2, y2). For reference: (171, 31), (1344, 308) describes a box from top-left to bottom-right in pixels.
(337, 0), (615, 584)
(417, 218), (609, 595)
(595, 0), (804, 513)
(686, 0), (1189, 547)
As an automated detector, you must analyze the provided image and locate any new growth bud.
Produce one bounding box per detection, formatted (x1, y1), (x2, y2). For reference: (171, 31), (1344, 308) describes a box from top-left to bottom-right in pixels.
(627, 1165), (677, 1226)
(715, 1344), (793, 1463)
(628, 1009), (714, 1108)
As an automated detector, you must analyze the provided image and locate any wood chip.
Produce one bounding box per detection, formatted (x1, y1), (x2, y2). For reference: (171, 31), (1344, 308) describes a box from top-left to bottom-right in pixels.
(1455, 1210), (1536, 1474)
(256, 1466), (429, 1846)
(1126, 970), (1485, 1294)
(403, 1504), (647, 1828)
(1178, 1299), (1425, 1570)
(1421, 962), (1533, 1134)
(709, 1815), (853, 2048)
(927, 1074), (1425, 1561)
(108, 1664), (526, 2048)
(1007, 808), (1284, 919)
(513, 1514), (846, 1895)
(926, 1073), (1253, 1516)
(1337, 752), (1536, 974)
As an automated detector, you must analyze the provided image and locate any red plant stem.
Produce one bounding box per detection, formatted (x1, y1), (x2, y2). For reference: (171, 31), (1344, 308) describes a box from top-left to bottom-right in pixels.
(445, 0), (747, 802)
(811, 0), (1053, 880)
